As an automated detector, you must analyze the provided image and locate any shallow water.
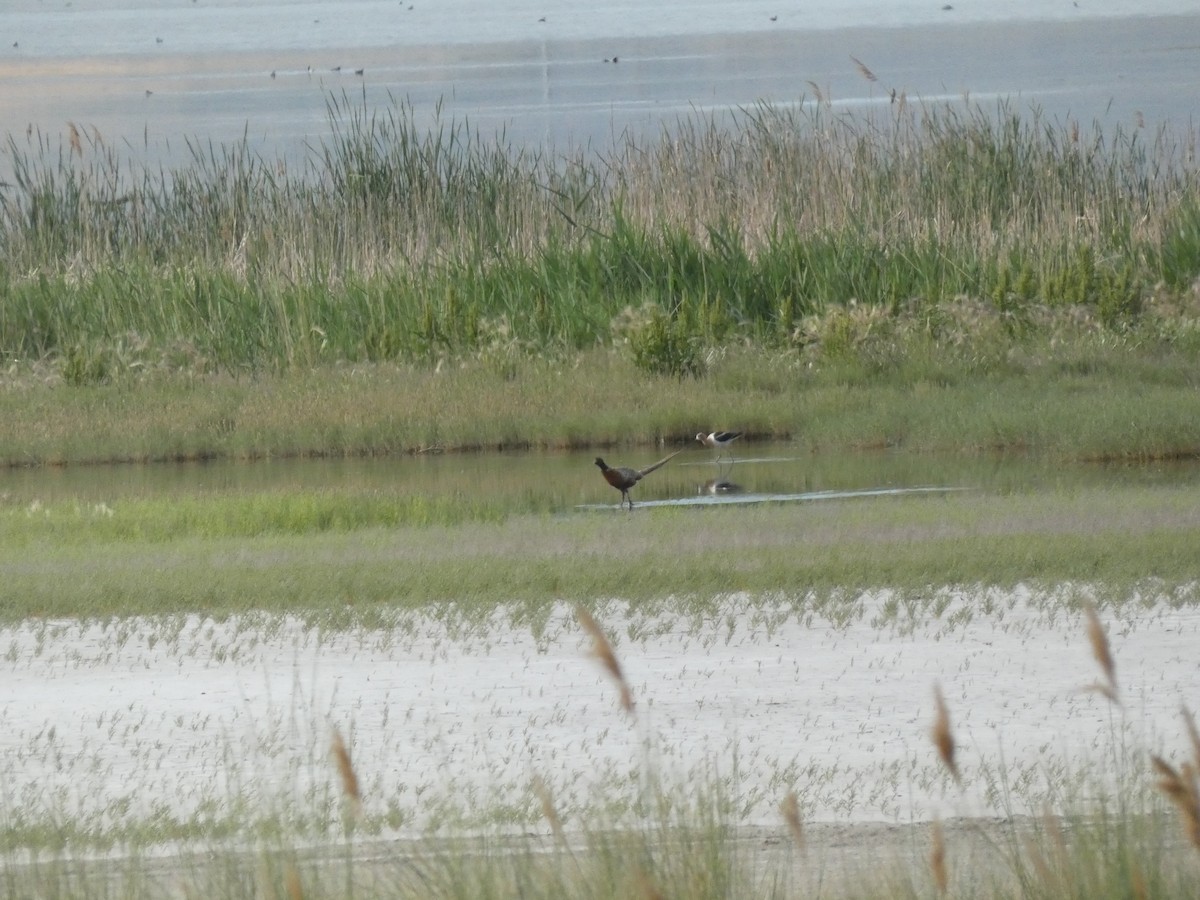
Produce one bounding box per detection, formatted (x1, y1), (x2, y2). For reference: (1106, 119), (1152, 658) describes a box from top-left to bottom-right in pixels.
(5, 443), (1199, 513)
(2, 594), (1197, 842)
(7, 0), (1194, 59)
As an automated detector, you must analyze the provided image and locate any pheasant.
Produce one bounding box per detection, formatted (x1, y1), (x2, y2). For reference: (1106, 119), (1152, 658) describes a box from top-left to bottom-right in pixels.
(594, 450), (682, 510)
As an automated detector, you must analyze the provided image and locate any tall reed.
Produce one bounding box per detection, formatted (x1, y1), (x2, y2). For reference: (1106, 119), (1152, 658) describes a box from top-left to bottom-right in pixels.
(2, 95), (1198, 374)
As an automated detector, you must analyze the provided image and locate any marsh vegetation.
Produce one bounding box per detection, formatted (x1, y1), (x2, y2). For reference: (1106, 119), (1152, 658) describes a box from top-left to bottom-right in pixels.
(1, 95), (1199, 463)
(3, 94), (1200, 469)
(3, 94), (1200, 897)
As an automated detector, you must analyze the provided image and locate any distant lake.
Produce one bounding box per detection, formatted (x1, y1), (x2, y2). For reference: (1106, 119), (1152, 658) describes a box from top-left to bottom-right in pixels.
(1, 0), (1198, 175)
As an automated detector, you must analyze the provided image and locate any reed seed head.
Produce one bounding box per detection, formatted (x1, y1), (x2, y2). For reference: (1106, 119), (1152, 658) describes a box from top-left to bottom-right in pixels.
(285, 866), (304, 900)
(850, 55), (878, 83)
(931, 682), (960, 784)
(1129, 863), (1149, 900)
(1151, 753), (1200, 850)
(1182, 704), (1200, 771)
(634, 866), (665, 900)
(330, 728), (362, 814)
(575, 604), (635, 714)
(532, 775), (566, 845)
(780, 790), (805, 852)
(929, 819), (948, 894)
(1023, 834), (1057, 889)
(1083, 602), (1120, 704)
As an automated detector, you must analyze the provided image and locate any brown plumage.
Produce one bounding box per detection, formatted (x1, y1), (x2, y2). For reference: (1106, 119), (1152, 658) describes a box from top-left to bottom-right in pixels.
(594, 450), (682, 510)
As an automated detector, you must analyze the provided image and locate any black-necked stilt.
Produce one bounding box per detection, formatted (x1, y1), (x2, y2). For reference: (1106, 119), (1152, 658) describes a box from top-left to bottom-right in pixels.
(594, 450), (682, 510)
(696, 431), (743, 463)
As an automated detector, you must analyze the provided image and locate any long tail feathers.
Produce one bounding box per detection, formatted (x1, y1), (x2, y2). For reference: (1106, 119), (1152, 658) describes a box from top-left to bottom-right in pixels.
(637, 449), (683, 478)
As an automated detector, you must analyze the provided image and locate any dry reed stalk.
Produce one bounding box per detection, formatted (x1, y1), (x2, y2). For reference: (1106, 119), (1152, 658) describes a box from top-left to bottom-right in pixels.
(1015, 805), (1068, 890)
(532, 775), (566, 845)
(931, 682), (960, 784)
(1083, 602), (1120, 704)
(1022, 832), (1060, 891)
(575, 604), (634, 714)
(780, 790), (805, 852)
(331, 728), (362, 815)
(634, 866), (665, 900)
(255, 857), (276, 900)
(1129, 863), (1148, 900)
(1151, 754), (1200, 850)
(850, 55), (878, 83)
(1183, 705), (1200, 770)
(68, 122), (82, 157)
(929, 819), (948, 894)
(284, 866), (304, 900)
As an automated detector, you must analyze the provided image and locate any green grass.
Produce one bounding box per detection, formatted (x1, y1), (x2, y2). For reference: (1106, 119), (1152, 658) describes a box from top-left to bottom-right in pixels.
(1, 484), (1196, 624)
(4, 332), (1200, 466)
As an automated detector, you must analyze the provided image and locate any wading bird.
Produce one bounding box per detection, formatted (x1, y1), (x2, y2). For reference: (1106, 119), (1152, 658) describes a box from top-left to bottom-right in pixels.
(594, 450), (682, 510)
(696, 430), (743, 463)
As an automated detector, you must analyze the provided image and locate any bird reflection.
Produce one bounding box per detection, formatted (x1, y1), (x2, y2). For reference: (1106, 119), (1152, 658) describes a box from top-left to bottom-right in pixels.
(698, 478), (742, 495)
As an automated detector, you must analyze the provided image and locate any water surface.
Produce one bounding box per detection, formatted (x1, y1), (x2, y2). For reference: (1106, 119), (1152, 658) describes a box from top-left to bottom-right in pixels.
(1, 0), (1196, 178)
(5, 443), (1199, 513)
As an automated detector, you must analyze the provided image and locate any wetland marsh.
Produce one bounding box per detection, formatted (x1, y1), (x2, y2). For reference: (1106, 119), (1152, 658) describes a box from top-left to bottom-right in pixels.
(4, 17), (1200, 894)
(3, 442), (1199, 899)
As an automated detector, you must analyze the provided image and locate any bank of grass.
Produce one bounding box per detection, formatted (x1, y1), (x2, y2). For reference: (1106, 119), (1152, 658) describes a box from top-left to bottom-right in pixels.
(4, 94), (1200, 466)
(4, 330), (1200, 466)
(1, 482), (1197, 623)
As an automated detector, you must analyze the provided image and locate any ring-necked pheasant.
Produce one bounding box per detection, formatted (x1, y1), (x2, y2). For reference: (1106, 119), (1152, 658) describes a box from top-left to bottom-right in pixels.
(696, 430), (743, 463)
(594, 450), (682, 510)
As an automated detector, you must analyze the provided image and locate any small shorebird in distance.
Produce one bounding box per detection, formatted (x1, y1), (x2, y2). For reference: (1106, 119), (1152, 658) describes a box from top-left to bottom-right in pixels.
(696, 430), (743, 463)
(594, 450), (682, 510)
